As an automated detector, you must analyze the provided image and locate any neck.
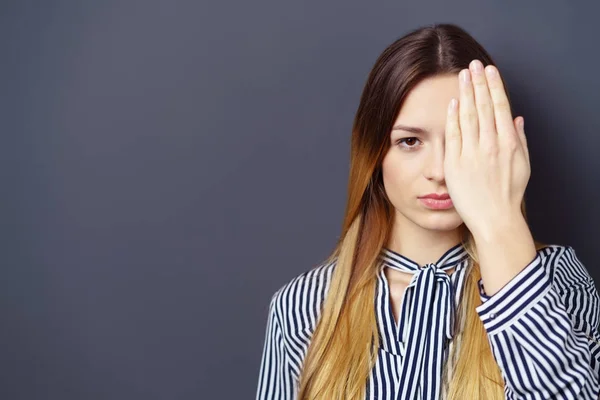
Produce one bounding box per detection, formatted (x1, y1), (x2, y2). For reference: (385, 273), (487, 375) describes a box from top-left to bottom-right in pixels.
(386, 212), (465, 268)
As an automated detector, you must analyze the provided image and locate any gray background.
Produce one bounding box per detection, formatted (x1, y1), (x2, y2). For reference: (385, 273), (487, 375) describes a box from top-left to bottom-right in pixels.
(2, 1), (599, 399)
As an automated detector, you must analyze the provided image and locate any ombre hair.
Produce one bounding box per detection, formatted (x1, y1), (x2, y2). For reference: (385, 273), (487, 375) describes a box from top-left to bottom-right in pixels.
(296, 23), (547, 399)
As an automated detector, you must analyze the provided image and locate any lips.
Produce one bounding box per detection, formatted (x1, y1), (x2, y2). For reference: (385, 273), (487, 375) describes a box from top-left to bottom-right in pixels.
(420, 193), (450, 200)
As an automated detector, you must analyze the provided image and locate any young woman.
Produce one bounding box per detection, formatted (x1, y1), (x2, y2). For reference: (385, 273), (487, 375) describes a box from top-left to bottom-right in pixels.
(255, 23), (600, 400)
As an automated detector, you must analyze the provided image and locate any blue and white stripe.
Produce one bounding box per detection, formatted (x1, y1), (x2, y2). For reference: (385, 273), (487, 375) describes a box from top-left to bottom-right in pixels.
(256, 244), (600, 399)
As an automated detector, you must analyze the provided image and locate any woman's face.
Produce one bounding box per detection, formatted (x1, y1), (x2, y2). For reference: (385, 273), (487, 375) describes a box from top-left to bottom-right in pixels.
(382, 73), (464, 233)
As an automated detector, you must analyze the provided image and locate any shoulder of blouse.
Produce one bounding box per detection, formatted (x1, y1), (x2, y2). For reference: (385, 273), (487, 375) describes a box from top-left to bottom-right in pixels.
(268, 258), (338, 339)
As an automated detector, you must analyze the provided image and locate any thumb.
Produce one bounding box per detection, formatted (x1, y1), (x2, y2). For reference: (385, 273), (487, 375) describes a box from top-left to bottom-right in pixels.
(514, 116), (529, 164)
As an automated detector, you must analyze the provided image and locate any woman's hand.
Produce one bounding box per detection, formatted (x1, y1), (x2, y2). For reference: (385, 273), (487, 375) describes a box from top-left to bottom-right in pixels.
(444, 60), (531, 240)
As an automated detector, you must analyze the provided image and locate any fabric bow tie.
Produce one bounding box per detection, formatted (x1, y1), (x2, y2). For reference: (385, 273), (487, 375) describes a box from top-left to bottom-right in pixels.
(379, 249), (468, 399)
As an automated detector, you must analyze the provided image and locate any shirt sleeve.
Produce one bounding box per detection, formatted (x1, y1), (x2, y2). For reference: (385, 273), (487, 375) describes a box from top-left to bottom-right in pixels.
(256, 291), (297, 400)
(475, 246), (600, 399)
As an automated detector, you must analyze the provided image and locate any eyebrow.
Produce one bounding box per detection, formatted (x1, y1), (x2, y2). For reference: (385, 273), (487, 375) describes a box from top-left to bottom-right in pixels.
(391, 124), (430, 135)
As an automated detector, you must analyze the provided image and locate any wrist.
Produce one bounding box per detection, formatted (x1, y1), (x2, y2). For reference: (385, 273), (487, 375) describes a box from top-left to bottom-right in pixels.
(471, 214), (530, 245)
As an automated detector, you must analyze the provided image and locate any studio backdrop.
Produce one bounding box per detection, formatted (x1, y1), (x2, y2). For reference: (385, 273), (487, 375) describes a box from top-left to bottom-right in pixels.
(2, 1), (599, 399)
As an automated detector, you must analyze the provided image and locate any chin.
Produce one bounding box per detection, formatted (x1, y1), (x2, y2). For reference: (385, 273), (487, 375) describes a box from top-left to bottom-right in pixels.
(417, 211), (464, 231)
(393, 205), (464, 232)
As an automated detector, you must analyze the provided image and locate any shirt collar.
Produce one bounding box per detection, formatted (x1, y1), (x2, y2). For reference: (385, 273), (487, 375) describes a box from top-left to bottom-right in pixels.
(378, 241), (470, 274)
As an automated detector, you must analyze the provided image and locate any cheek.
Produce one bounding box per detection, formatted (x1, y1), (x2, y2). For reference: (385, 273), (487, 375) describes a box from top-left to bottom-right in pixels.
(382, 157), (415, 202)
(382, 155), (419, 187)
(382, 165), (402, 189)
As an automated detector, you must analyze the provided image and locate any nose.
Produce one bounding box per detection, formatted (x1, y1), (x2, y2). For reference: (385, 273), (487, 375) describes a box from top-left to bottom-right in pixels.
(424, 142), (445, 182)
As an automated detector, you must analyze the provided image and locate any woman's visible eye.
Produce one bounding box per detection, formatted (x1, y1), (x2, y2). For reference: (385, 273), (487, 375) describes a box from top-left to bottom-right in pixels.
(396, 137), (422, 150)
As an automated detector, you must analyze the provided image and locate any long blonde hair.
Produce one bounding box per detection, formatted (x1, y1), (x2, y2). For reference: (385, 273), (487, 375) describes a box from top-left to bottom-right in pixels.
(297, 23), (547, 399)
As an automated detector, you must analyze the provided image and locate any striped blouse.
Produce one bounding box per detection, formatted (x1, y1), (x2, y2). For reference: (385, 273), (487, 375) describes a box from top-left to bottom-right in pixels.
(256, 243), (600, 399)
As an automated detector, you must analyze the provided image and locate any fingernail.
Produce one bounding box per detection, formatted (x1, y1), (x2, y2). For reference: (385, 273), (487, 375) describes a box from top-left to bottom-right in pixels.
(486, 66), (497, 78)
(471, 60), (483, 73)
(448, 98), (457, 114)
(460, 69), (470, 83)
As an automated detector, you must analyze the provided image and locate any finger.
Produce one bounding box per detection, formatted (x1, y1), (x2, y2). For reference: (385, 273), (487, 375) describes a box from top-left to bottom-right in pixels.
(485, 65), (516, 142)
(469, 60), (496, 148)
(514, 116), (530, 165)
(458, 68), (479, 150)
(445, 98), (461, 161)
